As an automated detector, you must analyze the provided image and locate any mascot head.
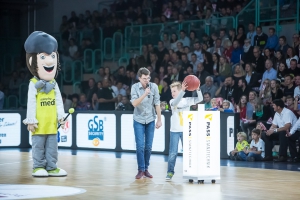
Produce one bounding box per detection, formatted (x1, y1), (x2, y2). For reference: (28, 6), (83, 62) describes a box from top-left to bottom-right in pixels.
(24, 31), (61, 81)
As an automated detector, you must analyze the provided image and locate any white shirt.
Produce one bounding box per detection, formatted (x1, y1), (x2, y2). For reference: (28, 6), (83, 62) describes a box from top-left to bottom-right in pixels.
(294, 86), (300, 98)
(290, 117), (300, 134)
(272, 108), (297, 128)
(286, 55), (299, 68)
(112, 86), (126, 96)
(170, 90), (203, 132)
(250, 138), (265, 158)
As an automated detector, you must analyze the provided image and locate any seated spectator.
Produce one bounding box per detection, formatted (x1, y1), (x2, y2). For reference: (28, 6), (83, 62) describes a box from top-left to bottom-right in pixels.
(240, 129), (265, 161)
(190, 53), (201, 73)
(153, 76), (163, 94)
(208, 98), (218, 110)
(254, 26), (268, 50)
(286, 95), (299, 117)
(189, 31), (199, 51)
(160, 101), (168, 111)
(264, 27), (278, 50)
(185, 65), (194, 76)
(275, 36), (290, 55)
(200, 76), (218, 98)
(202, 92), (212, 110)
(293, 74), (300, 98)
(112, 81), (126, 97)
(116, 96), (134, 111)
(181, 53), (190, 70)
(127, 58), (139, 73)
(277, 62), (288, 87)
(251, 46), (265, 74)
(147, 65), (158, 82)
(240, 39), (254, 66)
(282, 74), (295, 101)
(230, 132), (249, 160)
(155, 41), (169, 66)
(286, 47), (299, 68)
(215, 76), (238, 104)
(94, 67), (105, 82)
(160, 78), (172, 105)
(196, 63), (210, 86)
(287, 59), (300, 76)
(76, 93), (92, 110)
(71, 93), (79, 108)
(209, 38), (224, 56)
(217, 56), (232, 83)
(235, 25), (246, 46)
(245, 63), (261, 91)
(170, 33), (179, 52)
(218, 100), (234, 113)
(246, 22), (256, 46)
(223, 39), (233, 63)
(270, 79), (283, 101)
(237, 79), (250, 101)
(162, 33), (171, 50)
(228, 28), (236, 44)
(274, 50), (286, 71)
(203, 51), (214, 74)
(233, 64), (246, 87)
(170, 66), (184, 82)
(263, 48), (275, 66)
(230, 40), (243, 65)
(262, 99), (297, 162)
(259, 59), (277, 90)
(179, 30), (190, 47)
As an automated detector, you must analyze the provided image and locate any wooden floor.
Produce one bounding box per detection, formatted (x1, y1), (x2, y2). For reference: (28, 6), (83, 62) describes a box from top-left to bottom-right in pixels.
(0, 150), (300, 200)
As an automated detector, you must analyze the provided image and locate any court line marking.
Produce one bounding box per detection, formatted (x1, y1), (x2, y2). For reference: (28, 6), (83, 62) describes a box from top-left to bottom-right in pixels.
(0, 159), (32, 166)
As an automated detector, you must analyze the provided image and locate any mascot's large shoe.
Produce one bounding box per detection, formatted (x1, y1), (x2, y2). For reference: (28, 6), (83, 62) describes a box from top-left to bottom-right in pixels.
(32, 168), (48, 177)
(47, 168), (68, 177)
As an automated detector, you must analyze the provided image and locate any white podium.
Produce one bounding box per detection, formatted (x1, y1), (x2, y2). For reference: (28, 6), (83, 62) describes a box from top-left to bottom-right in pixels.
(182, 109), (220, 184)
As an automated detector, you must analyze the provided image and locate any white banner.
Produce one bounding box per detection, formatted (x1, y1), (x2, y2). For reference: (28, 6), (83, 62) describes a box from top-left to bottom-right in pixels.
(197, 111), (220, 179)
(121, 114), (165, 152)
(76, 114), (116, 149)
(0, 113), (21, 146)
(29, 114), (73, 147)
(226, 116), (235, 155)
(182, 111), (198, 177)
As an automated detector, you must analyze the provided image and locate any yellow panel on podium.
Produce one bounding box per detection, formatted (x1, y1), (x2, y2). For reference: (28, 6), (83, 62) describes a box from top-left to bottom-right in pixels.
(183, 110), (220, 184)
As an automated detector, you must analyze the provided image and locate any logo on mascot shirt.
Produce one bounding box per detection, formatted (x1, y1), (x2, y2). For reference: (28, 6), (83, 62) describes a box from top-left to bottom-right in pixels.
(40, 98), (55, 107)
(88, 116), (105, 146)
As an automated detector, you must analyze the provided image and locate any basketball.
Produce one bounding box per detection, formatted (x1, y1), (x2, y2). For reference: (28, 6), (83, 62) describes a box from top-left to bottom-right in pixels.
(183, 75), (200, 91)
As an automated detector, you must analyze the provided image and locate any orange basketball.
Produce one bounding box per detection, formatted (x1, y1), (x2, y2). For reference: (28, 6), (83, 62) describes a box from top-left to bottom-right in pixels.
(183, 75), (200, 91)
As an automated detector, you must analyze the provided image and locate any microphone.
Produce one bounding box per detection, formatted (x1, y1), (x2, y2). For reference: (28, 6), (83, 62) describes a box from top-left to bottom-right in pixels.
(146, 83), (150, 98)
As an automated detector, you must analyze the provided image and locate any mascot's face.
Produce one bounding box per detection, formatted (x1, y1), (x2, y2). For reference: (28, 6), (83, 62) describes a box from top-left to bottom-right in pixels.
(29, 52), (57, 81)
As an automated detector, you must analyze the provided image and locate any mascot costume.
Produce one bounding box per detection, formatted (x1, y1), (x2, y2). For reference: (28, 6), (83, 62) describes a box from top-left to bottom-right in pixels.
(23, 31), (67, 177)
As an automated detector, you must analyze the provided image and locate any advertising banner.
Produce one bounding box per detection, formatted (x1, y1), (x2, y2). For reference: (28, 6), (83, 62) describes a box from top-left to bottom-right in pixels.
(0, 113), (21, 146)
(196, 111), (220, 179)
(76, 114), (116, 149)
(226, 116), (235, 155)
(29, 114), (73, 147)
(120, 114), (165, 152)
(182, 111), (198, 177)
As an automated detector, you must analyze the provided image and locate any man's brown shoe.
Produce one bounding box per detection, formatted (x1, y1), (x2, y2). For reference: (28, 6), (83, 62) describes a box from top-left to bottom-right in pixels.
(144, 170), (153, 178)
(135, 171), (144, 179)
(274, 156), (287, 162)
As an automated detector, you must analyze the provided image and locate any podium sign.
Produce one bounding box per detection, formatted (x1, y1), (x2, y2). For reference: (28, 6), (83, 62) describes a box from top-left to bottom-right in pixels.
(183, 111), (220, 182)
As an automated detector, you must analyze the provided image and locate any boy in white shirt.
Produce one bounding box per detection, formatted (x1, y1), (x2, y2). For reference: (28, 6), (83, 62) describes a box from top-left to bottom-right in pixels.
(244, 129), (265, 161)
(165, 81), (203, 180)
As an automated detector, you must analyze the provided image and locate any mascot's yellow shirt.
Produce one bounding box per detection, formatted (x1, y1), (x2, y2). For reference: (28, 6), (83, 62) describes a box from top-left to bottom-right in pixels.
(31, 78), (57, 135)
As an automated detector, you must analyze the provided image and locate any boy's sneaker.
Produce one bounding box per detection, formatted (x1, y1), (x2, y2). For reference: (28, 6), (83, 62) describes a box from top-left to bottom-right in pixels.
(32, 168), (48, 177)
(47, 168), (67, 177)
(165, 172), (174, 181)
(247, 157), (255, 162)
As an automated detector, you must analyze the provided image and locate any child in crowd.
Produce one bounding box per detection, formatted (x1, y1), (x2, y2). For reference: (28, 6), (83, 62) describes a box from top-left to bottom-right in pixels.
(160, 101), (168, 111)
(238, 129), (265, 161)
(207, 98), (218, 110)
(219, 100), (234, 113)
(166, 81), (203, 181)
(230, 132), (249, 160)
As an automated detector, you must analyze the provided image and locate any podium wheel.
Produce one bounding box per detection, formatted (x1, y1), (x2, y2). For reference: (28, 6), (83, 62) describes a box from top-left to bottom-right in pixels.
(189, 179), (193, 183)
(212, 180), (216, 184)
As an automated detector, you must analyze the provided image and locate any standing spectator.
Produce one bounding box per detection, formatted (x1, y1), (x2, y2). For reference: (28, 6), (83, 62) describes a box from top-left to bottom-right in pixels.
(76, 93), (92, 110)
(97, 78), (117, 110)
(275, 36), (290, 55)
(286, 47), (299, 68)
(179, 30), (190, 47)
(260, 59), (277, 90)
(86, 78), (97, 104)
(283, 74), (295, 102)
(262, 99), (297, 162)
(200, 76), (218, 98)
(254, 26), (268, 50)
(251, 46), (265, 74)
(264, 28), (278, 50)
(246, 22), (256, 46)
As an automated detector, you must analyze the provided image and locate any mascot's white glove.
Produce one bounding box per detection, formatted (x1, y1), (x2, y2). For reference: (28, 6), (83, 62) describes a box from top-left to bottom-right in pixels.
(27, 124), (38, 132)
(59, 118), (66, 129)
